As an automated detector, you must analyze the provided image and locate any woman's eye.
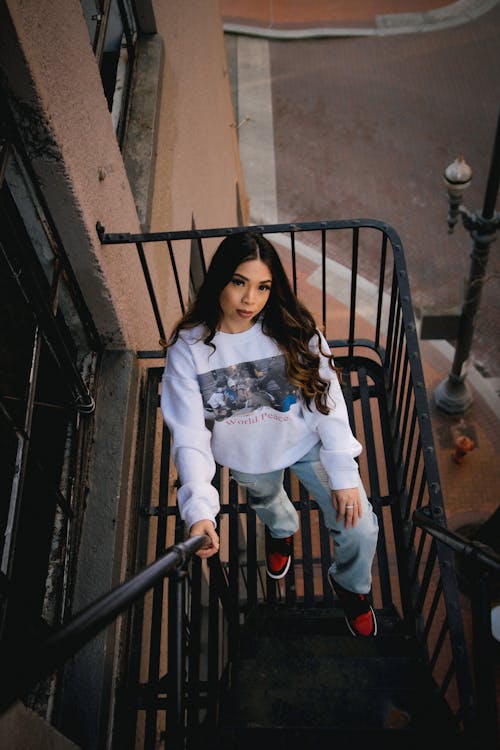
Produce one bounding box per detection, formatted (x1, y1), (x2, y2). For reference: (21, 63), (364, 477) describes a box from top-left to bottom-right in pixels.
(231, 278), (244, 287)
(259, 285), (271, 292)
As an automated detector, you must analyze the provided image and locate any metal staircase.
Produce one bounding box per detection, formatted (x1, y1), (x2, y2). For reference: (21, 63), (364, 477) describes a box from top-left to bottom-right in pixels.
(96, 220), (499, 749)
(216, 604), (461, 748)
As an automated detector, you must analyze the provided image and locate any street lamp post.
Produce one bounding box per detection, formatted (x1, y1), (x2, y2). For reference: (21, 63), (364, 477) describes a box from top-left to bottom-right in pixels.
(434, 111), (500, 414)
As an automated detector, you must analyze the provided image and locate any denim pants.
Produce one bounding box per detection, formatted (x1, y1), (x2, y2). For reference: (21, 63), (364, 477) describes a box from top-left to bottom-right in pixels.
(230, 443), (379, 594)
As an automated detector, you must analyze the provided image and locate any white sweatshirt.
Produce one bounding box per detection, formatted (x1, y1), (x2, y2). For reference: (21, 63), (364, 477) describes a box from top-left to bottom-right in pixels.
(161, 320), (362, 531)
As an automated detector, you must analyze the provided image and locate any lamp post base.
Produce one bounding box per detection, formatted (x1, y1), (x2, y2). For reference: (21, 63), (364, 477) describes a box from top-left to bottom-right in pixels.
(434, 374), (473, 414)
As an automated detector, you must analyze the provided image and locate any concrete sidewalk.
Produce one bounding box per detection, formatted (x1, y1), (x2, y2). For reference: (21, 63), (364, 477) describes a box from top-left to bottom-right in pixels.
(221, 0), (499, 37)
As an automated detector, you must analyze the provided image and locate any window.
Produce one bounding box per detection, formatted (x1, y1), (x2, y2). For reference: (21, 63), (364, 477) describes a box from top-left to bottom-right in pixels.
(0, 144), (101, 660)
(81, 0), (138, 145)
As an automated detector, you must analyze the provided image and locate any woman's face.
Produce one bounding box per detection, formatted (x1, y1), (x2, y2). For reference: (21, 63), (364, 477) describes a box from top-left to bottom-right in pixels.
(218, 259), (272, 333)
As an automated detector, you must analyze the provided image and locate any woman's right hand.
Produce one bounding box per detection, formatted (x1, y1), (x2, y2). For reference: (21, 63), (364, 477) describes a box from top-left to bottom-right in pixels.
(189, 520), (220, 558)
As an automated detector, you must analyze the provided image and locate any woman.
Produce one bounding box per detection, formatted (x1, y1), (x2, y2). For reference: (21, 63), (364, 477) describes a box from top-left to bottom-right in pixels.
(161, 232), (379, 637)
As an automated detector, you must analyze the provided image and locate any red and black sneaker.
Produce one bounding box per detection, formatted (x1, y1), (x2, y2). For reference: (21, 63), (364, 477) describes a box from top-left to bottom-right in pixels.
(329, 574), (377, 637)
(265, 533), (293, 579)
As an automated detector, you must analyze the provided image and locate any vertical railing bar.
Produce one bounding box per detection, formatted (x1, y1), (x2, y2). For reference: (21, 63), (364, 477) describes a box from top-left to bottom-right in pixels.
(406, 435), (422, 522)
(186, 558), (202, 728)
(384, 265), (398, 373)
(395, 350), (410, 457)
(174, 569), (187, 747)
(206, 557), (220, 726)
(152, 421), (174, 647)
(318, 506), (333, 603)
(166, 239), (186, 316)
(399, 369), (414, 475)
(423, 578), (443, 642)
(375, 233), (388, 349)
(375, 390), (401, 607)
(299, 482), (314, 608)
(358, 367), (393, 608)
(136, 242), (167, 343)
(283, 469), (297, 605)
(401, 356), (414, 444)
(349, 228), (359, 358)
(321, 229), (327, 335)
(401, 409), (419, 519)
(409, 528), (427, 587)
(400, 405), (417, 512)
(228, 476), (239, 658)
(245, 503), (258, 612)
(440, 660), (456, 697)
(429, 618), (449, 670)
(358, 367), (380, 503)
(391, 316), (405, 426)
(415, 467), (428, 510)
(388, 292), (402, 394)
(341, 368), (357, 439)
(147, 418), (177, 746)
(415, 541), (438, 615)
(290, 231), (297, 295)
(407, 467), (428, 550)
(196, 237), (207, 277)
(163, 517), (185, 749)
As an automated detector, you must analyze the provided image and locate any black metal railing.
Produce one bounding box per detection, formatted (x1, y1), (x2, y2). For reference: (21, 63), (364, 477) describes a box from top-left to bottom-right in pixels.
(0, 535), (209, 716)
(414, 505), (500, 746)
(98, 220), (493, 746)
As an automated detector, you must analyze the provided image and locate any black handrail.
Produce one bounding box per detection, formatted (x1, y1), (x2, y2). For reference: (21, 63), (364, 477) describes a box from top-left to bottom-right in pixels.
(413, 506), (500, 574)
(414, 505), (500, 747)
(0, 535), (210, 714)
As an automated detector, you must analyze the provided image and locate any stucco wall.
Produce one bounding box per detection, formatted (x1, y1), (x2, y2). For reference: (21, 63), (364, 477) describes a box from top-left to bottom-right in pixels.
(1, 0), (157, 350)
(1, 0), (247, 348)
(150, 0), (249, 330)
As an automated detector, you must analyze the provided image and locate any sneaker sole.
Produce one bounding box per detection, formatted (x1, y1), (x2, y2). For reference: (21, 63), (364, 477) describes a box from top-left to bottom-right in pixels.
(266, 554), (292, 580)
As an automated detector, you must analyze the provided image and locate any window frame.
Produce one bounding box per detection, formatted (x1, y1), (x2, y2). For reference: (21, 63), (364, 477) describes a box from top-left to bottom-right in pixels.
(0, 143), (101, 699)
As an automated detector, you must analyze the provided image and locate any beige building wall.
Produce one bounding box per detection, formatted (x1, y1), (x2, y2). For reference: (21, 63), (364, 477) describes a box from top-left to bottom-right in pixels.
(149, 0), (249, 331)
(2, 0), (246, 351)
(0, 0), (246, 746)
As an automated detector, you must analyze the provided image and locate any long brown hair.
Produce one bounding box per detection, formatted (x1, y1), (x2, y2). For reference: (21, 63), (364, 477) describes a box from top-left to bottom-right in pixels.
(168, 232), (336, 414)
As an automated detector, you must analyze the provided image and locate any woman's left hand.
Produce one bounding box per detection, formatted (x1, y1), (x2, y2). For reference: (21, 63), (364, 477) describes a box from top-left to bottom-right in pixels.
(332, 487), (362, 529)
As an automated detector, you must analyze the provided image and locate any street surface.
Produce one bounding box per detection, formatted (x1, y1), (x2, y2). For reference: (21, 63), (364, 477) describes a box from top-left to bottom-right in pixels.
(226, 2), (500, 383)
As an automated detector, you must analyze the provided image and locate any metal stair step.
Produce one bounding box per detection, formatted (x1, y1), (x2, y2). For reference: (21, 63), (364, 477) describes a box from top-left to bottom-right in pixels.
(217, 605), (459, 741)
(239, 623), (419, 659)
(235, 651), (430, 691)
(213, 724), (464, 750)
(225, 683), (456, 732)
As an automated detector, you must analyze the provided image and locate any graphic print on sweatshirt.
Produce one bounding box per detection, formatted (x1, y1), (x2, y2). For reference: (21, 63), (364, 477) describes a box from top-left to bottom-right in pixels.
(198, 354), (298, 422)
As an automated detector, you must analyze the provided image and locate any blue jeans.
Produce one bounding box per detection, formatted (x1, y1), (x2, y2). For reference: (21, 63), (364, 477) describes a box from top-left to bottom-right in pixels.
(230, 443), (379, 594)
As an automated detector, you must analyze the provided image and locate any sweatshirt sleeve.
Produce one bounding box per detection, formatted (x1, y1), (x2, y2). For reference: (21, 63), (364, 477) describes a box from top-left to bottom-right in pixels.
(302, 331), (362, 490)
(161, 336), (220, 531)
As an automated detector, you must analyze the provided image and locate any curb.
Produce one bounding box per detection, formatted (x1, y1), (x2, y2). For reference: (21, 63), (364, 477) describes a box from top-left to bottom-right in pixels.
(223, 0), (499, 38)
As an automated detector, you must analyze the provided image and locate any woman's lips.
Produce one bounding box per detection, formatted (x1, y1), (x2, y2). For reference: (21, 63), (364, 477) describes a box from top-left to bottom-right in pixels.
(237, 309), (254, 317)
